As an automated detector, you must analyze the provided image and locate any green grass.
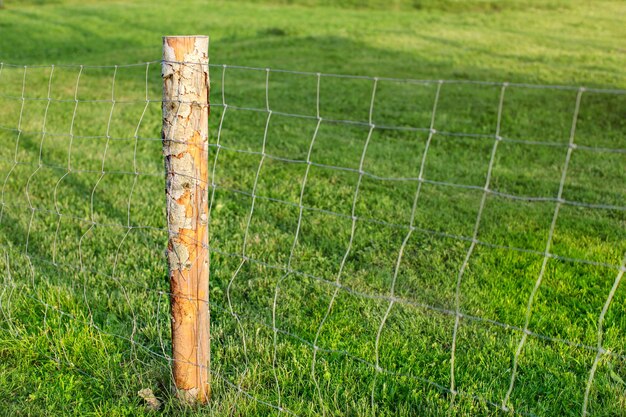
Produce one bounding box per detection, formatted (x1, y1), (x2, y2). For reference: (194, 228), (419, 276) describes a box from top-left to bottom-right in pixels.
(0, 0), (625, 416)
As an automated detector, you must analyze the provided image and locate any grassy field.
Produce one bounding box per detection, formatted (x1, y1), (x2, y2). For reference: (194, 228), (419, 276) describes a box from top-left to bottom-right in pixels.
(0, 0), (625, 416)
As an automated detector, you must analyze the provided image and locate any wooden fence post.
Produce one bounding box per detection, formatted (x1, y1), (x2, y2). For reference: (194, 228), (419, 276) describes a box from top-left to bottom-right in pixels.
(162, 35), (210, 404)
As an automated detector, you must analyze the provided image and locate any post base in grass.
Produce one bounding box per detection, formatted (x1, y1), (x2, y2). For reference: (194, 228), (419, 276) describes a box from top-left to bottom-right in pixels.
(175, 386), (211, 405)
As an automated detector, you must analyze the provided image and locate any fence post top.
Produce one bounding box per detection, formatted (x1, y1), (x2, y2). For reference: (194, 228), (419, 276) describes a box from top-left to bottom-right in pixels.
(162, 36), (209, 68)
(163, 35), (209, 39)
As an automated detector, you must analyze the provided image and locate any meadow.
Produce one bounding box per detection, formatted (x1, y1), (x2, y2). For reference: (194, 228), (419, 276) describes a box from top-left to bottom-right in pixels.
(0, 0), (624, 416)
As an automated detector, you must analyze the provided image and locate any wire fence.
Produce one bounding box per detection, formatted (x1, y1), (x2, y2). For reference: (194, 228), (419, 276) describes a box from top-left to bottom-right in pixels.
(0, 58), (624, 416)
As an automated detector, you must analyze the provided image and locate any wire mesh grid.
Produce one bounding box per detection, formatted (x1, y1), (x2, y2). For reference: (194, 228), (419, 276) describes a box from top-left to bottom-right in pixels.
(0, 59), (624, 416)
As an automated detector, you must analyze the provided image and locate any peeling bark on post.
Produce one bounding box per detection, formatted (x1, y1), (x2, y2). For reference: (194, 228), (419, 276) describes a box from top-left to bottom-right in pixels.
(162, 35), (210, 404)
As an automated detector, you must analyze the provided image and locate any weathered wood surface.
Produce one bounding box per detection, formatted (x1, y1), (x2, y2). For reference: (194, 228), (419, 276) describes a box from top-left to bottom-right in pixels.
(162, 35), (210, 404)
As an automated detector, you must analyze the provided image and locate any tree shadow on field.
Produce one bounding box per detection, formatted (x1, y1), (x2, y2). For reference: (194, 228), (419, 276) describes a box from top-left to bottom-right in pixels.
(0, 129), (165, 292)
(0, 3), (624, 89)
